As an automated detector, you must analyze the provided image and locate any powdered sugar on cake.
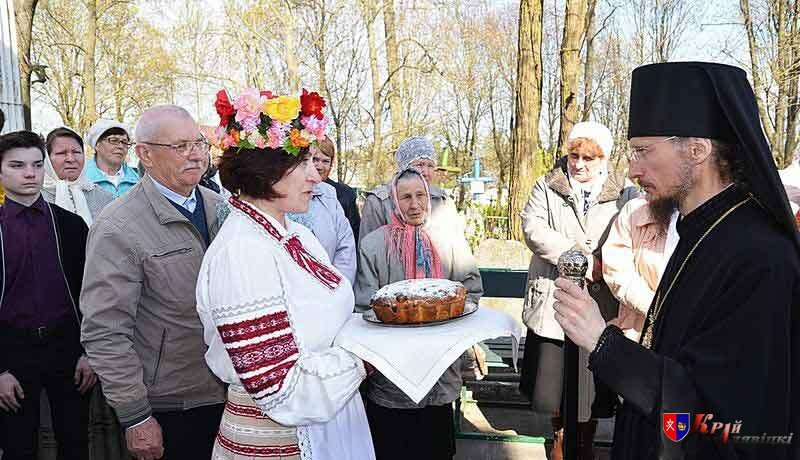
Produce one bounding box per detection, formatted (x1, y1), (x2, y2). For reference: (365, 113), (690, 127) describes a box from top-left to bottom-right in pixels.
(372, 278), (463, 301)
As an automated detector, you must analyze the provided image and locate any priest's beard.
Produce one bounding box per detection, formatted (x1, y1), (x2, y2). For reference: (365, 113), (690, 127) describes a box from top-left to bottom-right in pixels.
(648, 198), (677, 236)
(647, 160), (694, 234)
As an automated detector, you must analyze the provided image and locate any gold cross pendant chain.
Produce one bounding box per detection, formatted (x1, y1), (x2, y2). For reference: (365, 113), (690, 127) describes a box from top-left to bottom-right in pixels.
(641, 198), (752, 349)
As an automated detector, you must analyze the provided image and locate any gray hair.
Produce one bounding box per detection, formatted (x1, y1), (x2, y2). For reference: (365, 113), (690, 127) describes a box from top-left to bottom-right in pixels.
(135, 105), (194, 142)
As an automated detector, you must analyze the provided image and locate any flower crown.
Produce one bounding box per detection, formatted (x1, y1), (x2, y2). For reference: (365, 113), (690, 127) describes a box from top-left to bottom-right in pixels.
(213, 88), (330, 156)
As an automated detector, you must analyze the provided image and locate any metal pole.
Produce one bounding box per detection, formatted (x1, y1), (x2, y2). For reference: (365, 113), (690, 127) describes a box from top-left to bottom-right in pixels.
(563, 337), (579, 460)
(557, 250), (588, 460)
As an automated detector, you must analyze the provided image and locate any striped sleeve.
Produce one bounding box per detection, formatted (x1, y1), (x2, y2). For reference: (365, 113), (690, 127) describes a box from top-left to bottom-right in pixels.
(216, 310), (299, 401)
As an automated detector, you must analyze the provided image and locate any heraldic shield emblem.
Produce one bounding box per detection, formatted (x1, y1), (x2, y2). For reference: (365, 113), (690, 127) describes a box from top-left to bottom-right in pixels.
(663, 413), (690, 442)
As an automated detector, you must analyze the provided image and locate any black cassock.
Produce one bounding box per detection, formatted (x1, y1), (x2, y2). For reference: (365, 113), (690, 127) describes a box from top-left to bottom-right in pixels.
(589, 184), (799, 460)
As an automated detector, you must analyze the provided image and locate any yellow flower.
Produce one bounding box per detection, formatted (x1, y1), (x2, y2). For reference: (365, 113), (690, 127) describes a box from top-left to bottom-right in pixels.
(264, 96), (301, 124)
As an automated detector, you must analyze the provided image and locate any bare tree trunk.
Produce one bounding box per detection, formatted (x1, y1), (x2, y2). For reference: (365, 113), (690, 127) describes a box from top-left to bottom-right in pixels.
(13, 0), (38, 129)
(741, 0), (776, 146)
(784, 0), (800, 163)
(774, 0), (788, 164)
(383, 0), (405, 142)
(581, 0), (597, 121)
(489, 85), (508, 206)
(558, 0), (587, 152)
(361, 0), (388, 187)
(508, 0), (543, 241)
(313, 0), (336, 152)
(82, 0), (98, 130)
(741, 0), (800, 166)
(284, 3), (300, 93)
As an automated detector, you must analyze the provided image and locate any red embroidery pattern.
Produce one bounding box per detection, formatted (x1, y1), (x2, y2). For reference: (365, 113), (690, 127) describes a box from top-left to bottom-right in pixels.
(224, 400), (268, 419)
(216, 433), (301, 457)
(230, 197), (341, 290)
(217, 312), (291, 343)
(241, 361), (296, 398)
(226, 334), (298, 374)
(284, 235), (342, 290)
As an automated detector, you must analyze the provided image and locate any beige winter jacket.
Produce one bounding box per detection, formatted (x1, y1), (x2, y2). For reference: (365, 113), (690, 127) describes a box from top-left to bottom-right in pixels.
(521, 158), (639, 341)
(80, 175), (228, 428)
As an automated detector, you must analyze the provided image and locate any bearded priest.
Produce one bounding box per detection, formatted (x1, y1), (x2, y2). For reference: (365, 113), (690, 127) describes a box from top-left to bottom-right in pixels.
(552, 61), (799, 460)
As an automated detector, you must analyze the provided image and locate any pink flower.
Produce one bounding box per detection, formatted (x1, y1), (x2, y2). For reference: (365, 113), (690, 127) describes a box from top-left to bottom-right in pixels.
(215, 125), (227, 142)
(221, 133), (237, 149)
(300, 115), (329, 140)
(250, 132), (267, 149)
(267, 120), (288, 149)
(233, 88), (262, 132)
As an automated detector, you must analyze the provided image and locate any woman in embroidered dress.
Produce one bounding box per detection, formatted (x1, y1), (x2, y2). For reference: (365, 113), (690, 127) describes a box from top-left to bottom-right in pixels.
(196, 89), (375, 460)
(354, 168), (482, 460)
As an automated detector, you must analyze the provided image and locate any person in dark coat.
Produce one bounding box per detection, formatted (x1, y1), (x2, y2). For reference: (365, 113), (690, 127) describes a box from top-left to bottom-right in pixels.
(0, 130), (95, 460)
(553, 62), (799, 460)
(312, 136), (361, 243)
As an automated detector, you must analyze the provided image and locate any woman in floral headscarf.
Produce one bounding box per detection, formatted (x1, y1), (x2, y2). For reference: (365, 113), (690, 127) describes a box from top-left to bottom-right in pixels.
(354, 168), (482, 460)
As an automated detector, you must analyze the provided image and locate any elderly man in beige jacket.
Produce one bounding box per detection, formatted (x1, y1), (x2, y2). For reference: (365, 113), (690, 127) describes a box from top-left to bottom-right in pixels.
(80, 105), (227, 460)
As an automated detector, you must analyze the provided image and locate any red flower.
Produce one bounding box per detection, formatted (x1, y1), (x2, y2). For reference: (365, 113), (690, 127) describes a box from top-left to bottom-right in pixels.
(260, 90), (277, 99)
(300, 88), (326, 119)
(215, 90), (236, 127)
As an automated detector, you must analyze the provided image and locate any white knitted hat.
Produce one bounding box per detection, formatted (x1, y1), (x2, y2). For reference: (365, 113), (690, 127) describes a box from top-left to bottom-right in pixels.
(567, 121), (614, 157)
(86, 119), (131, 150)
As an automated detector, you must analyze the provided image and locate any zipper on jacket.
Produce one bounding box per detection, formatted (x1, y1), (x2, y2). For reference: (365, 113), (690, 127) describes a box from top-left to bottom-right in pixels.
(151, 328), (168, 386)
(48, 204), (81, 328)
(564, 195), (587, 232)
(152, 247), (193, 258)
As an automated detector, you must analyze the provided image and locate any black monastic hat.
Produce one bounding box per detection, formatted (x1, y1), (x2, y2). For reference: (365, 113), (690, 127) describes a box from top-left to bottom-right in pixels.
(628, 61), (800, 250)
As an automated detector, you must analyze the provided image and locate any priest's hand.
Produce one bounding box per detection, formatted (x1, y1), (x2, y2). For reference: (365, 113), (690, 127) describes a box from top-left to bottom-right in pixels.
(553, 277), (607, 352)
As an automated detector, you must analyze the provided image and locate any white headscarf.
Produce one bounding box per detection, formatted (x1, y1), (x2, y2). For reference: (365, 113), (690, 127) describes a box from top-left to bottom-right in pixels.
(43, 140), (95, 225)
(86, 119), (131, 150)
(566, 121), (612, 212)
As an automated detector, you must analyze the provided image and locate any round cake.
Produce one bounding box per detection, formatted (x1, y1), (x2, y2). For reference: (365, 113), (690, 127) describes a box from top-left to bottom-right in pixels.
(370, 279), (467, 324)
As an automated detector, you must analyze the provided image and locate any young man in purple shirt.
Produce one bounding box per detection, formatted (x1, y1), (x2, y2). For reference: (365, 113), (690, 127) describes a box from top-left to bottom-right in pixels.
(0, 131), (96, 460)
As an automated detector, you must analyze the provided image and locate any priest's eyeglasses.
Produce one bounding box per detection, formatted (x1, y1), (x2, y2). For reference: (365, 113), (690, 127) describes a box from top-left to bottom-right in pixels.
(139, 140), (211, 157)
(626, 136), (677, 162)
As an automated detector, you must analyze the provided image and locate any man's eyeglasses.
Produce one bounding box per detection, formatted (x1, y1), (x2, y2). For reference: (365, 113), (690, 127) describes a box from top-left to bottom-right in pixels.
(626, 136), (677, 162)
(138, 140), (211, 156)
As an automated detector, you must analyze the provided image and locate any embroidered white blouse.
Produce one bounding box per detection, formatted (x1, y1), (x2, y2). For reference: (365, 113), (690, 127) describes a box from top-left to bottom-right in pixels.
(196, 198), (374, 460)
